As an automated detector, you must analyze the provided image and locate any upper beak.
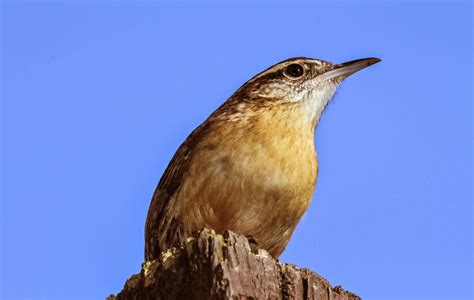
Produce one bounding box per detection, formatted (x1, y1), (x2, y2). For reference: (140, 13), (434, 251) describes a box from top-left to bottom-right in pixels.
(317, 57), (381, 82)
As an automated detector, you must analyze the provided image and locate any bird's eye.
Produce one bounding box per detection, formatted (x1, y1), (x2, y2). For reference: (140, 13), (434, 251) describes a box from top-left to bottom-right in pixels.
(284, 64), (304, 78)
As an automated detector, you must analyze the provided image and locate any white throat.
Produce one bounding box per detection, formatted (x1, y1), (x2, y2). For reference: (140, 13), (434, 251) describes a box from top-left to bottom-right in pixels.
(301, 82), (338, 125)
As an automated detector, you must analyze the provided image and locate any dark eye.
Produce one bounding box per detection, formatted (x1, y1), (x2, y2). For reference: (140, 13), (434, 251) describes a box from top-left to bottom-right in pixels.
(284, 63), (304, 78)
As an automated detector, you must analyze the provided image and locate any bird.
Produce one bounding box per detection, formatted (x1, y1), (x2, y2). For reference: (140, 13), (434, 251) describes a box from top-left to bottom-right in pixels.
(145, 56), (381, 261)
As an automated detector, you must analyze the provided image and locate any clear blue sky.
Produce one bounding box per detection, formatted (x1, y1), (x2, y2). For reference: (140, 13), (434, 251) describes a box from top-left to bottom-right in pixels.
(1, 1), (472, 299)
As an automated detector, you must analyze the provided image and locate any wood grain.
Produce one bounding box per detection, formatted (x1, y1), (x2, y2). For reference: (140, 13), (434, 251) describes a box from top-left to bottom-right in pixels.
(109, 229), (360, 300)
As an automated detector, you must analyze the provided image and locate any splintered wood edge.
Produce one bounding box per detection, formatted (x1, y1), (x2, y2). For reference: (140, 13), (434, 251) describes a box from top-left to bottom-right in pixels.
(109, 229), (360, 300)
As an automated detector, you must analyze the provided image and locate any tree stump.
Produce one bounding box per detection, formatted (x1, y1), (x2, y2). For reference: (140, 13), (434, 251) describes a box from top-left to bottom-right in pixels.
(108, 229), (360, 299)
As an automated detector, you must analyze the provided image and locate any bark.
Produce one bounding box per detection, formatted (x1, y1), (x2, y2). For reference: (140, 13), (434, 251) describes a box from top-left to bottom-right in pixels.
(108, 229), (360, 300)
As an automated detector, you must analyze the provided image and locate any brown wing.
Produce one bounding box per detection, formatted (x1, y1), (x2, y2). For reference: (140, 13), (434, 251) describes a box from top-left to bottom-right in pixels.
(144, 120), (212, 261)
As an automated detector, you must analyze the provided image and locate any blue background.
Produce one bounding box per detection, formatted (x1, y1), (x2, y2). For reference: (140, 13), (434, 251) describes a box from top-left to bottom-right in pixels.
(1, 1), (472, 299)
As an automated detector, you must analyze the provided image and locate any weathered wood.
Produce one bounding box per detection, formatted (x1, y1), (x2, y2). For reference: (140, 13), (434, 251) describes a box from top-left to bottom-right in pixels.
(108, 229), (360, 300)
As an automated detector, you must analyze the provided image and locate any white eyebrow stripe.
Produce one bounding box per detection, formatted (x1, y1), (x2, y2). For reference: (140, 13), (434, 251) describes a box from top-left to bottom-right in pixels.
(246, 58), (315, 84)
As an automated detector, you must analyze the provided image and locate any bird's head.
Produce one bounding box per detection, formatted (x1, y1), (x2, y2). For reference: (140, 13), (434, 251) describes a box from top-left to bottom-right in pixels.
(224, 57), (381, 126)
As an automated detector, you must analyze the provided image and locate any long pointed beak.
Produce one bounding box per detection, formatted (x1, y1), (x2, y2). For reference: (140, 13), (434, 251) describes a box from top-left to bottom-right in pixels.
(317, 57), (381, 82)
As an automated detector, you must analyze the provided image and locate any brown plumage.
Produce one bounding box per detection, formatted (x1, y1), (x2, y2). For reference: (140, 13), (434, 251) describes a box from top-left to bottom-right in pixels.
(145, 56), (380, 261)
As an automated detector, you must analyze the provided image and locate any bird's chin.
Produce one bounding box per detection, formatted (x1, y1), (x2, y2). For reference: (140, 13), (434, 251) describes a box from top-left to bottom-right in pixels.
(298, 83), (338, 123)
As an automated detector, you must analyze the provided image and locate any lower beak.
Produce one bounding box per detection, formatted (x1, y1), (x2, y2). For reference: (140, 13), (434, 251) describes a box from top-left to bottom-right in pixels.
(318, 57), (381, 82)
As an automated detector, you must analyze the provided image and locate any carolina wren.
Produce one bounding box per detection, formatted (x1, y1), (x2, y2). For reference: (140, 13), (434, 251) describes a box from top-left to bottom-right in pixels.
(145, 57), (381, 261)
